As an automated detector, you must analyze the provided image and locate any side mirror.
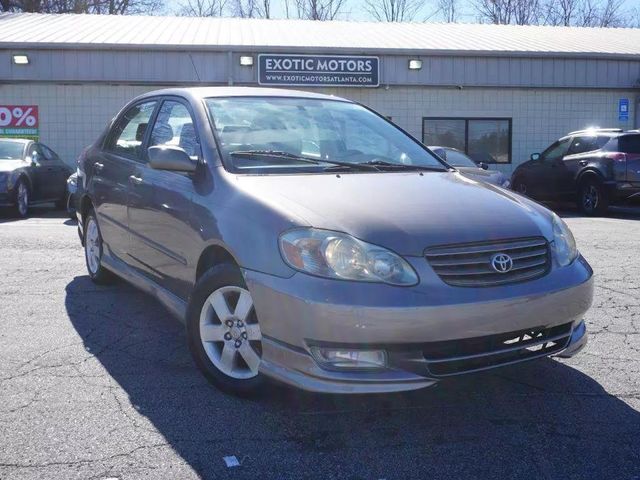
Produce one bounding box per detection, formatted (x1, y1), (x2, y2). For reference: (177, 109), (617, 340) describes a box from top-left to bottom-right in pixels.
(530, 153), (541, 161)
(478, 161), (489, 170)
(148, 145), (196, 173)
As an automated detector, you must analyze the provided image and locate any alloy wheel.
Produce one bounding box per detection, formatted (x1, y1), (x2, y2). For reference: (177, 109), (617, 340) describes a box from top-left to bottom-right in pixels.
(199, 286), (262, 380)
(17, 183), (28, 216)
(582, 185), (599, 213)
(85, 217), (101, 275)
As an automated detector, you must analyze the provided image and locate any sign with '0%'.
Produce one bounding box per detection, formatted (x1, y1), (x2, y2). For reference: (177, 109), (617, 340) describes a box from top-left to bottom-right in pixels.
(258, 54), (379, 87)
(0, 105), (39, 140)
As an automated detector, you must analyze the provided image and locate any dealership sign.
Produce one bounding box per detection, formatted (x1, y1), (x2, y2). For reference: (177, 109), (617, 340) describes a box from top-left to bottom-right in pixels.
(258, 54), (379, 87)
(0, 105), (39, 140)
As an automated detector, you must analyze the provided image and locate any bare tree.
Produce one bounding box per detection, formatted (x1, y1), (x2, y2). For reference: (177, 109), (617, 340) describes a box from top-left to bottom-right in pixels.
(364, 0), (424, 22)
(231, 0), (270, 17)
(585, 0), (626, 26)
(436, 0), (458, 22)
(294, 0), (346, 20)
(178, 0), (226, 16)
(542, 0), (628, 26)
(473, 0), (514, 24)
(1, 0), (162, 13)
(473, 0), (630, 26)
(542, 0), (579, 25)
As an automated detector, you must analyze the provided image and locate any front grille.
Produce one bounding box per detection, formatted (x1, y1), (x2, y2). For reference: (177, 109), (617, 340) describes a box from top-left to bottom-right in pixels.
(422, 323), (572, 377)
(425, 237), (550, 287)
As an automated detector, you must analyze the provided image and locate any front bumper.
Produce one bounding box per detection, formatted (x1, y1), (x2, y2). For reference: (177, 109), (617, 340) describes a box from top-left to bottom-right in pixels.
(245, 255), (593, 394)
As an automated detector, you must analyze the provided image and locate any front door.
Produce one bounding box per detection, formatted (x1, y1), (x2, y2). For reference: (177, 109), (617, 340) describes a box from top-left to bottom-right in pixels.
(39, 144), (68, 200)
(532, 137), (571, 200)
(127, 98), (201, 298)
(93, 100), (157, 261)
(28, 144), (58, 201)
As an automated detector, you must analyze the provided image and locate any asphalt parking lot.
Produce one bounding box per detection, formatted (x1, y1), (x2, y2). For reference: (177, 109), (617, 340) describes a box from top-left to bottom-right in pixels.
(0, 206), (639, 480)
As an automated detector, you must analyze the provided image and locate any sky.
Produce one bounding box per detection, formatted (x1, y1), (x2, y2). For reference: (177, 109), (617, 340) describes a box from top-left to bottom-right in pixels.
(166, 0), (639, 24)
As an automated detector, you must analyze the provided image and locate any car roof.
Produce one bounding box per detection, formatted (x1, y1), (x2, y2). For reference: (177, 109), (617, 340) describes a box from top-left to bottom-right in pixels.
(560, 129), (639, 141)
(135, 86), (352, 103)
(0, 138), (31, 144)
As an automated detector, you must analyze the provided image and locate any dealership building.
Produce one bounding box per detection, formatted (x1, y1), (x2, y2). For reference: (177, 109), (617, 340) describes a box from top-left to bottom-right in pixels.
(0, 12), (639, 172)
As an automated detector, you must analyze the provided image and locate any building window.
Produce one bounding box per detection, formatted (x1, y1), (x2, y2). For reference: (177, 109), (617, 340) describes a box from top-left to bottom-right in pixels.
(423, 117), (512, 164)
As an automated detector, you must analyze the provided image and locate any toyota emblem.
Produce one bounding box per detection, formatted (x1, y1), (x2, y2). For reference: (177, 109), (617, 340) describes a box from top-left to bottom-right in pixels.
(491, 253), (513, 273)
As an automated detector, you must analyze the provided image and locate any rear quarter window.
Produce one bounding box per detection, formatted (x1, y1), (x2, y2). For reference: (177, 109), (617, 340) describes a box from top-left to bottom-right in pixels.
(619, 135), (640, 154)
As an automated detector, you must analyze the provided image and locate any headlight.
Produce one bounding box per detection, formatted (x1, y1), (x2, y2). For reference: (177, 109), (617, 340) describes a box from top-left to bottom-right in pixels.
(551, 213), (578, 267)
(501, 178), (511, 189)
(279, 228), (418, 286)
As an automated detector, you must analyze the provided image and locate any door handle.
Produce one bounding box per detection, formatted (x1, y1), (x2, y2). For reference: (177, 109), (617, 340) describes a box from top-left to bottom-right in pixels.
(579, 160), (588, 166)
(94, 162), (104, 173)
(129, 175), (143, 186)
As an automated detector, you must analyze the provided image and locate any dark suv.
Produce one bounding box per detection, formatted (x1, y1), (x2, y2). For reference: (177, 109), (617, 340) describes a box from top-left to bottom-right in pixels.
(511, 129), (640, 215)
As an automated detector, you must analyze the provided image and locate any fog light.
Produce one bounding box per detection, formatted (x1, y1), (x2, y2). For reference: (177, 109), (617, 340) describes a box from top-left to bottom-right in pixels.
(310, 347), (387, 370)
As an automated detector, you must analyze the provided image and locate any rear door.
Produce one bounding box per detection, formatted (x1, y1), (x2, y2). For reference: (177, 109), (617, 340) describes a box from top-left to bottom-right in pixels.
(619, 134), (640, 185)
(92, 100), (158, 261)
(127, 98), (200, 298)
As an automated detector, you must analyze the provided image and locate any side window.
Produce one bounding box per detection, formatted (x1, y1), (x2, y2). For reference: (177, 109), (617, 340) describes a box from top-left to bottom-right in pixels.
(105, 101), (157, 160)
(30, 144), (47, 163)
(149, 100), (199, 159)
(541, 138), (571, 162)
(40, 145), (58, 163)
(619, 135), (640, 154)
(568, 136), (608, 155)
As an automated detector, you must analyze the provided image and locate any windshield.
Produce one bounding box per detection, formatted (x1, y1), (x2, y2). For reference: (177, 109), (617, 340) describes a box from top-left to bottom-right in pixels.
(442, 149), (478, 168)
(0, 140), (25, 161)
(205, 97), (446, 174)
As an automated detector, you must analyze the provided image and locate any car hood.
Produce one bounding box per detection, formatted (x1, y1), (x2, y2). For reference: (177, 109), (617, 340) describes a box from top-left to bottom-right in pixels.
(234, 171), (554, 256)
(0, 160), (26, 173)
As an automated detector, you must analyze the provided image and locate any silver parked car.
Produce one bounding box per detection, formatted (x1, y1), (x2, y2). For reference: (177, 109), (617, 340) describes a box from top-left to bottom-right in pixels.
(429, 146), (510, 188)
(76, 87), (592, 395)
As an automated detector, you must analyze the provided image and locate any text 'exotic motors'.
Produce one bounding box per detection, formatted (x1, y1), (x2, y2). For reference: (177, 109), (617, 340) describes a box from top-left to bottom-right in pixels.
(258, 54), (379, 87)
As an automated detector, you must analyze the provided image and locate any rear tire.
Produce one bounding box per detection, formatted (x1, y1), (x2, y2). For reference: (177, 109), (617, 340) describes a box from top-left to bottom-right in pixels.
(578, 178), (608, 216)
(84, 209), (115, 284)
(187, 263), (265, 397)
(55, 193), (68, 211)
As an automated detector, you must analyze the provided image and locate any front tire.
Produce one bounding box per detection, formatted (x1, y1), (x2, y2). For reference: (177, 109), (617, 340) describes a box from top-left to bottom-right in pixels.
(66, 193), (76, 220)
(578, 178), (608, 216)
(84, 209), (115, 284)
(512, 177), (529, 196)
(11, 179), (29, 218)
(187, 264), (265, 396)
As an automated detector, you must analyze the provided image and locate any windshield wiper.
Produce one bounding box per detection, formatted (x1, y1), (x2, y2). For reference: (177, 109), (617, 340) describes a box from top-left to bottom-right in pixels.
(229, 150), (378, 172)
(359, 159), (448, 172)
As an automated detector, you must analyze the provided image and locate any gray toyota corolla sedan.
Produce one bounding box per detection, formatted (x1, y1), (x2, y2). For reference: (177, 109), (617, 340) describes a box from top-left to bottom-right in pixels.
(75, 87), (593, 395)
